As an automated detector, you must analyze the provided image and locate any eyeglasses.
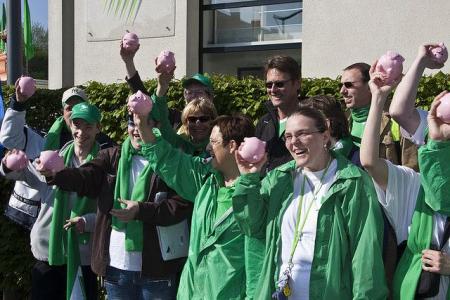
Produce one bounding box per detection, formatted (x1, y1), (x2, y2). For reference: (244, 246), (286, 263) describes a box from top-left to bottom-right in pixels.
(284, 130), (322, 143)
(339, 80), (365, 89)
(187, 116), (211, 123)
(265, 79), (291, 89)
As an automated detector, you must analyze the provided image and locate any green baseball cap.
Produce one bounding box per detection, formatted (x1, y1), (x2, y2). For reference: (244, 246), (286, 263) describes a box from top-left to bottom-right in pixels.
(70, 102), (101, 124)
(182, 73), (213, 92)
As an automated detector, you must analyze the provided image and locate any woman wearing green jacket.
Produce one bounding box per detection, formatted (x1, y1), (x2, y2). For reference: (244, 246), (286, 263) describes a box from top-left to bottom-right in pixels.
(233, 106), (388, 299)
(135, 112), (255, 299)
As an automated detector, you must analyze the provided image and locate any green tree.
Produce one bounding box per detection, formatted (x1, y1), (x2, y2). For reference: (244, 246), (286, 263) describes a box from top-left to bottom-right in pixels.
(27, 22), (48, 79)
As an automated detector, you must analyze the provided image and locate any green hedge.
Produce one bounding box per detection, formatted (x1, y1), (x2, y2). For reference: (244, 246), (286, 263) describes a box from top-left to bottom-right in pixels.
(1, 72), (450, 293)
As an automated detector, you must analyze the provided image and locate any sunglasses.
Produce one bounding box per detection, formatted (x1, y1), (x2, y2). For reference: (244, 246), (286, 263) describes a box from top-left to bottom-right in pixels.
(339, 80), (365, 89)
(265, 79), (291, 89)
(187, 116), (211, 123)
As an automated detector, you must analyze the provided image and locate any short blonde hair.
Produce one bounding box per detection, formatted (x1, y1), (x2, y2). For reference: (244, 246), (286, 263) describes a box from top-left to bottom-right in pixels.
(178, 97), (218, 136)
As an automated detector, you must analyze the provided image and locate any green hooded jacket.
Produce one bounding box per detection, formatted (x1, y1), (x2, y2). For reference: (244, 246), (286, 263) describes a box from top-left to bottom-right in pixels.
(232, 154), (388, 300)
(141, 137), (246, 300)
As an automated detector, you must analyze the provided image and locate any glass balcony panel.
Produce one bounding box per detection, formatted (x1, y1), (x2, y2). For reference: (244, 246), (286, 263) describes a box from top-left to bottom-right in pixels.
(203, 2), (302, 47)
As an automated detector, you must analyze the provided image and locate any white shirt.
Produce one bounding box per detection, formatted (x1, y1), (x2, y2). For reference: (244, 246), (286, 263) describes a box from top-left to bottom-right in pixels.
(400, 108), (428, 145)
(109, 155), (148, 272)
(279, 159), (337, 300)
(373, 160), (450, 300)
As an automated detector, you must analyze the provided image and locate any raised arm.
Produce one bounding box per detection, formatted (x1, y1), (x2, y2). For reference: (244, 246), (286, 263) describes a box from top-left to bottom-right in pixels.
(136, 113), (211, 202)
(120, 40), (139, 80)
(360, 63), (397, 190)
(390, 43), (445, 135)
(0, 84), (43, 154)
(231, 152), (269, 239)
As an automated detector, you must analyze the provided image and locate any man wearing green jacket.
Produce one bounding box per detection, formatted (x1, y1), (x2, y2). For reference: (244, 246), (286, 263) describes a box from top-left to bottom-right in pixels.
(135, 112), (255, 299)
(233, 106), (388, 299)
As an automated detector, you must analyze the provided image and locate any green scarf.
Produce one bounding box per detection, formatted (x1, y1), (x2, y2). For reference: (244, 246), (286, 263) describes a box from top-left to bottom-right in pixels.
(393, 189), (450, 299)
(332, 136), (355, 158)
(44, 116), (68, 150)
(48, 141), (98, 300)
(350, 106), (370, 146)
(112, 137), (153, 252)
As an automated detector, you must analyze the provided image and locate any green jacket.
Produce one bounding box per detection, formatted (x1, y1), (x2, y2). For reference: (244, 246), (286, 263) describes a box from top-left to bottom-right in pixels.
(141, 138), (246, 300)
(232, 155), (388, 300)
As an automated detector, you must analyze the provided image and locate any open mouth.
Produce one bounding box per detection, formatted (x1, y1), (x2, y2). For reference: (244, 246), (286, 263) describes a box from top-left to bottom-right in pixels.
(294, 149), (307, 156)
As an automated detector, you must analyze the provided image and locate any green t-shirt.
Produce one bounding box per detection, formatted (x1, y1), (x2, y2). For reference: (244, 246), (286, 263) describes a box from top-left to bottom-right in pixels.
(278, 118), (287, 137)
(215, 186), (234, 220)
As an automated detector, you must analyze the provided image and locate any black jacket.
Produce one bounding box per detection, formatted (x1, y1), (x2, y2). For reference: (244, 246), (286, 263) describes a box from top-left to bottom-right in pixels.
(255, 101), (292, 175)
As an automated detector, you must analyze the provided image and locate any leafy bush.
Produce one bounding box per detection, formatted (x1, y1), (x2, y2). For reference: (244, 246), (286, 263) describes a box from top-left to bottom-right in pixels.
(1, 72), (449, 293)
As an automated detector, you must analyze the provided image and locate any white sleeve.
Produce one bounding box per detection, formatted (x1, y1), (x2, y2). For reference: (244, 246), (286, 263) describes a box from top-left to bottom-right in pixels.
(373, 160), (421, 243)
(0, 109), (44, 159)
(0, 108), (27, 150)
(400, 109), (428, 146)
(1, 160), (48, 191)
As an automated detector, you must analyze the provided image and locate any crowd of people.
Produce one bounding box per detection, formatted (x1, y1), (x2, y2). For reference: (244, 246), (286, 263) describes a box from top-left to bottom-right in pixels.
(0, 41), (449, 300)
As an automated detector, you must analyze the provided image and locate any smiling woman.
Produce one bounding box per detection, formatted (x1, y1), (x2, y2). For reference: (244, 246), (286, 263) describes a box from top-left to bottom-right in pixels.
(232, 105), (388, 299)
(133, 112), (256, 299)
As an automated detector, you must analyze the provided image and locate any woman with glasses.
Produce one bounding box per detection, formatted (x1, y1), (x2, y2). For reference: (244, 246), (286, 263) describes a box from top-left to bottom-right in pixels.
(232, 106), (387, 299)
(300, 95), (360, 165)
(134, 112), (255, 299)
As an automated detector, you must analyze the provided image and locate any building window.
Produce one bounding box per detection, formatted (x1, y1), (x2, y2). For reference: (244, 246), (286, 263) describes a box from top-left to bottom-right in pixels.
(202, 1), (302, 48)
(199, 0), (301, 76)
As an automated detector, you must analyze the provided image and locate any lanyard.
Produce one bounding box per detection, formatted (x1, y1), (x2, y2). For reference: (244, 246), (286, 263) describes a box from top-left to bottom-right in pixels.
(287, 159), (332, 267)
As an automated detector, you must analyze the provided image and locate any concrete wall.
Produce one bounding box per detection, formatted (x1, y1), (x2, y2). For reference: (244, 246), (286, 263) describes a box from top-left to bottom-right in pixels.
(302, 0), (450, 78)
(203, 48), (301, 77)
(49, 0), (199, 88)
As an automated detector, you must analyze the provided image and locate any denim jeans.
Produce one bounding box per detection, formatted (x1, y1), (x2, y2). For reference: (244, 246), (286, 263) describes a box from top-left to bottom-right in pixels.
(105, 266), (177, 300)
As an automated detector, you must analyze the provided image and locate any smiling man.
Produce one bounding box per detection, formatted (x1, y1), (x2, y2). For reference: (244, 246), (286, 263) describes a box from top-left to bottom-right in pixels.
(256, 55), (301, 175)
(339, 62), (418, 170)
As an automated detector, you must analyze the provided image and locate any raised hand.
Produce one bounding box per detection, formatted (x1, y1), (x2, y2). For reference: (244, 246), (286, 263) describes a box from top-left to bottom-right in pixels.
(427, 91), (450, 141)
(235, 146), (267, 175)
(369, 60), (401, 100)
(14, 78), (30, 103)
(120, 40), (140, 63)
(110, 198), (139, 222)
(417, 43), (445, 70)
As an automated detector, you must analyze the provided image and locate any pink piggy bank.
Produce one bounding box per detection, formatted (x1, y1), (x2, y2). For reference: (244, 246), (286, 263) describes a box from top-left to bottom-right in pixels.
(5, 150), (28, 171)
(122, 32), (139, 52)
(436, 93), (450, 123)
(238, 137), (266, 163)
(375, 51), (405, 84)
(38, 150), (65, 173)
(18, 76), (36, 97)
(431, 43), (448, 64)
(127, 90), (153, 116)
(156, 50), (176, 74)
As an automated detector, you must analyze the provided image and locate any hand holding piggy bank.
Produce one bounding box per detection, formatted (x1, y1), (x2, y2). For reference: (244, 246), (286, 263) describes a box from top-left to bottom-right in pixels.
(37, 150), (65, 173)
(18, 76), (36, 98)
(122, 32), (139, 52)
(430, 43), (448, 65)
(127, 90), (153, 116)
(5, 150), (28, 171)
(436, 93), (450, 123)
(238, 137), (266, 163)
(155, 50), (176, 74)
(375, 51), (405, 84)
